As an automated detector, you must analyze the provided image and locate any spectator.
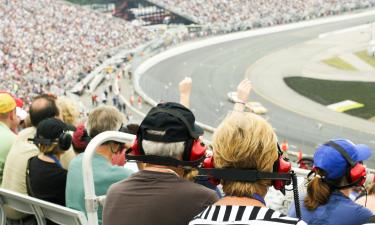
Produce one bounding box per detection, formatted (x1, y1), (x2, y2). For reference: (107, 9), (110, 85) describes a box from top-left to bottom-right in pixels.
(27, 118), (72, 206)
(103, 102), (218, 225)
(0, 93), (19, 184)
(71, 123), (90, 154)
(288, 139), (373, 225)
(2, 94), (76, 221)
(66, 105), (133, 225)
(189, 111), (305, 225)
(56, 96), (79, 126)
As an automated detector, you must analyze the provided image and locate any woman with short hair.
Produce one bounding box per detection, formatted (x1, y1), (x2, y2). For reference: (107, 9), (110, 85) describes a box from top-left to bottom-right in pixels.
(189, 111), (306, 225)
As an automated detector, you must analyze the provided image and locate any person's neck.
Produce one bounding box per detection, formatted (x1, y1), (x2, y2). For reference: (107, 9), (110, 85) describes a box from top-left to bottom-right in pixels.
(96, 145), (112, 162)
(144, 164), (182, 177)
(39, 153), (61, 162)
(340, 188), (351, 197)
(215, 195), (266, 207)
(0, 119), (11, 129)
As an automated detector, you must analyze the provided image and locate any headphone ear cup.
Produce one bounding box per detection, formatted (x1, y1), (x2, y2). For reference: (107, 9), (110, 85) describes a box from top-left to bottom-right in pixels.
(189, 140), (207, 161)
(272, 153), (292, 192)
(202, 156), (220, 186)
(130, 137), (141, 155)
(58, 133), (72, 151)
(350, 163), (366, 186)
(182, 139), (194, 161)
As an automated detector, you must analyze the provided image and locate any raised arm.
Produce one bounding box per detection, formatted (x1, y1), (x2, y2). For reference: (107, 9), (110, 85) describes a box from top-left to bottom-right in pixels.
(179, 77), (192, 108)
(233, 78), (252, 112)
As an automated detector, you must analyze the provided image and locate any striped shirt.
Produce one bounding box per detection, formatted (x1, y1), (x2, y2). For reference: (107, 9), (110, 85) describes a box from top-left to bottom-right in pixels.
(189, 205), (307, 225)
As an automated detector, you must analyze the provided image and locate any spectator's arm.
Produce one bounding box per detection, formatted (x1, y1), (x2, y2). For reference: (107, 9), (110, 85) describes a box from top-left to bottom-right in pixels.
(179, 77), (192, 108)
(233, 78), (252, 112)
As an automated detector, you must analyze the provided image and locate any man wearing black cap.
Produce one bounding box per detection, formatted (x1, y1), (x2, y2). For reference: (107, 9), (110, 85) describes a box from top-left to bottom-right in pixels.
(103, 102), (218, 225)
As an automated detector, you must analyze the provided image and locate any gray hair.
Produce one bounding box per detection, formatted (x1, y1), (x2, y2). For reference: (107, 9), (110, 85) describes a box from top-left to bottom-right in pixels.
(142, 140), (185, 159)
(87, 105), (124, 138)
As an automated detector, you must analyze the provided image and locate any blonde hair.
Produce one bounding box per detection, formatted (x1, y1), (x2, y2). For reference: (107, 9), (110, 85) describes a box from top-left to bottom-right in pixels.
(87, 105), (124, 138)
(56, 96), (79, 126)
(212, 111), (278, 197)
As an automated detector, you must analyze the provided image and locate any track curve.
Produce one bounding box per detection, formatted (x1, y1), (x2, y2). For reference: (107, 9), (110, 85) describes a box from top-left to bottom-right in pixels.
(140, 14), (375, 166)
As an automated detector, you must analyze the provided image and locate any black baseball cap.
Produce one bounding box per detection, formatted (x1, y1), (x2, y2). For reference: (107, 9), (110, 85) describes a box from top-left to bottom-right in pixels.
(138, 102), (204, 142)
(36, 118), (70, 140)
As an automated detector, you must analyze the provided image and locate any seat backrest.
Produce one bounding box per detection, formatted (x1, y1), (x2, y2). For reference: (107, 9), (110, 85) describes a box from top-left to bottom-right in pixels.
(33, 199), (87, 225)
(0, 188), (87, 225)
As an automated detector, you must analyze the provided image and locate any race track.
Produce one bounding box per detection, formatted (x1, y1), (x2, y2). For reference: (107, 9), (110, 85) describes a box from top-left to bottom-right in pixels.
(139, 14), (375, 166)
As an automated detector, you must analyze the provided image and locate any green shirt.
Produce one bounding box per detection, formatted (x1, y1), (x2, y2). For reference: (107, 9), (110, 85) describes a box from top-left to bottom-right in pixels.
(0, 122), (16, 184)
(66, 153), (133, 225)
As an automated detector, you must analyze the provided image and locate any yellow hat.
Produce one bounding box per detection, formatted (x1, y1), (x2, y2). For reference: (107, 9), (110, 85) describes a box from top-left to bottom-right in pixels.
(0, 93), (16, 113)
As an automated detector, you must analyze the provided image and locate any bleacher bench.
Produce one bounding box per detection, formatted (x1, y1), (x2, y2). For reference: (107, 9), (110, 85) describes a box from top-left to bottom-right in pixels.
(0, 188), (87, 225)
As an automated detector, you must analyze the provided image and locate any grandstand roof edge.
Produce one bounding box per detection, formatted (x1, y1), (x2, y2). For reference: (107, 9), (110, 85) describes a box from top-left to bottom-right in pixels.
(144, 0), (200, 24)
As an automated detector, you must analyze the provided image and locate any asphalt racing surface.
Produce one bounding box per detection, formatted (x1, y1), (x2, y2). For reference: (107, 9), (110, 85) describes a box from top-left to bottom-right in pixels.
(140, 14), (375, 166)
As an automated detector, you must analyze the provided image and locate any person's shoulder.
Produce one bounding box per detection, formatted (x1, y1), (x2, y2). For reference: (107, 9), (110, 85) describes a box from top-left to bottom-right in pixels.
(180, 179), (217, 196)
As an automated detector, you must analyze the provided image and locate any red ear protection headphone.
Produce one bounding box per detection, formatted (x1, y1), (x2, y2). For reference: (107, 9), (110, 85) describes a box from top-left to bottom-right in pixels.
(326, 141), (366, 187)
(201, 143), (292, 194)
(129, 137), (207, 162)
(273, 144), (292, 192)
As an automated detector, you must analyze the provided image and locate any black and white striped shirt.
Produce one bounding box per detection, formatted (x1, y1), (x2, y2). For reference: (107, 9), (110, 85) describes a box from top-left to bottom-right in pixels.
(189, 205), (307, 225)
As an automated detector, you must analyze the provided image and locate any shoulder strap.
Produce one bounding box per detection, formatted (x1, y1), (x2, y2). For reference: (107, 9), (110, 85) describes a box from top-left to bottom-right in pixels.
(26, 157), (37, 197)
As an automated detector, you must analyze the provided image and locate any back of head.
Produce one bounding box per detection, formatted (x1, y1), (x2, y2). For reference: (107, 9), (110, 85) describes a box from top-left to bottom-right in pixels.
(56, 96), (79, 126)
(29, 94), (60, 127)
(34, 118), (72, 154)
(0, 92), (16, 121)
(87, 105), (124, 138)
(304, 139), (372, 210)
(212, 111), (278, 197)
(137, 102), (203, 161)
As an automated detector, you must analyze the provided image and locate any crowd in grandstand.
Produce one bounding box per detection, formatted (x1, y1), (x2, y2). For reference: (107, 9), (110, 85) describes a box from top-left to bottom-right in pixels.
(152, 0), (375, 31)
(2, 0), (375, 224)
(0, 0), (154, 105)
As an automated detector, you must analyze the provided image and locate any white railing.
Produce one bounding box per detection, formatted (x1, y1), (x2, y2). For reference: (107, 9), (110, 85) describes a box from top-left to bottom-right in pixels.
(82, 131), (136, 225)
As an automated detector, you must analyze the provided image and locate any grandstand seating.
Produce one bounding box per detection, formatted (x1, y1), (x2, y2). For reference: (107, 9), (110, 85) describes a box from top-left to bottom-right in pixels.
(0, 188), (87, 225)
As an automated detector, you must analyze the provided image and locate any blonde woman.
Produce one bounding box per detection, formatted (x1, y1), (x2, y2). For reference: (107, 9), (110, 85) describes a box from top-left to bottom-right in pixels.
(56, 96), (79, 126)
(27, 118), (72, 206)
(189, 111), (306, 225)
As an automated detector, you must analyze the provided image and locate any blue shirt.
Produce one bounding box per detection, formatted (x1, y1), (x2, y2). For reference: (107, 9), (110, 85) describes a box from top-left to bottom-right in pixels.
(288, 191), (373, 225)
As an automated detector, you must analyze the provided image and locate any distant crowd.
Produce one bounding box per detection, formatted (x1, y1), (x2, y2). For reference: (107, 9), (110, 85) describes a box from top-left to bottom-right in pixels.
(0, 0), (154, 105)
(151, 0), (375, 31)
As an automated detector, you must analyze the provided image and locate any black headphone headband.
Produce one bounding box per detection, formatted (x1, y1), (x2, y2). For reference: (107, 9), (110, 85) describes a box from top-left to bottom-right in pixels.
(29, 138), (55, 146)
(125, 154), (205, 167)
(327, 141), (355, 167)
(198, 168), (292, 182)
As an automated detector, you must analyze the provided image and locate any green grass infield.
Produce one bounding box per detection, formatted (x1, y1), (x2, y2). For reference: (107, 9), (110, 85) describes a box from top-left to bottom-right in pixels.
(322, 57), (357, 71)
(284, 76), (375, 120)
(355, 50), (375, 68)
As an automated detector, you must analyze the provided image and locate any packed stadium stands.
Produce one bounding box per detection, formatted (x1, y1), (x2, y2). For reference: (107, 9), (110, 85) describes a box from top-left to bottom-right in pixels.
(1, 0), (375, 224)
(0, 0), (154, 104)
(149, 0), (375, 31)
